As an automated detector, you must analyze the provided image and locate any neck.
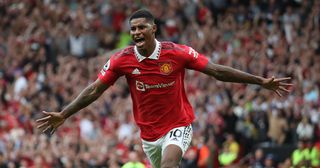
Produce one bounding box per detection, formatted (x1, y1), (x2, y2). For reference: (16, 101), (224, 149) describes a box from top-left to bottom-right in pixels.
(137, 39), (156, 57)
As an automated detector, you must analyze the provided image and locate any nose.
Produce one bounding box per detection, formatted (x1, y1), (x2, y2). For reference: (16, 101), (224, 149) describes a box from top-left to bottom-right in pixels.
(131, 27), (141, 35)
(133, 29), (140, 35)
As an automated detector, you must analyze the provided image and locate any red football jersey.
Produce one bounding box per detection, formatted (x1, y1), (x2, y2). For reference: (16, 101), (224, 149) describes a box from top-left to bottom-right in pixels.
(98, 40), (209, 141)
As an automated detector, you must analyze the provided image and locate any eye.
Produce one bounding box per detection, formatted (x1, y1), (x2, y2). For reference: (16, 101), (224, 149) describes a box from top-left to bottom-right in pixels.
(138, 25), (145, 29)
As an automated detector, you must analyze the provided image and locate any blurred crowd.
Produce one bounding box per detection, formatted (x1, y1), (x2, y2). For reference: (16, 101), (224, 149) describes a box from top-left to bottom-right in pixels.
(0, 0), (320, 167)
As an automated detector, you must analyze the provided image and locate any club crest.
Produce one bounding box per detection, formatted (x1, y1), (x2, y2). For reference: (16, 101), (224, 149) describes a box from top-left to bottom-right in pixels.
(159, 62), (173, 75)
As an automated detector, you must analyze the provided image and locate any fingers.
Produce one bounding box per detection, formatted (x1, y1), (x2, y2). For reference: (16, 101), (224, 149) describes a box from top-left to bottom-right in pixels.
(274, 77), (291, 82)
(37, 121), (49, 129)
(279, 83), (293, 87)
(36, 111), (52, 122)
(50, 127), (56, 135)
(274, 86), (291, 97)
(39, 123), (57, 134)
(36, 115), (51, 123)
(269, 76), (275, 83)
(36, 111), (57, 134)
(276, 77), (291, 81)
(42, 125), (52, 133)
(279, 86), (290, 93)
(42, 111), (49, 114)
(268, 76), (293, 97)
(274, 90), (282, 97)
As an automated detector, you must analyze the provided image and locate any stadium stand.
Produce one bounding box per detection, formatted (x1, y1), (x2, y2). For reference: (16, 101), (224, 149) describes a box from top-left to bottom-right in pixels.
(0, 0), (319, 167)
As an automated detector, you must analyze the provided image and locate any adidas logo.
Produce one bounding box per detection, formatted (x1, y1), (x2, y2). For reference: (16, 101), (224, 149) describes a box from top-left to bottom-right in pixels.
(132, 68), (141, 74)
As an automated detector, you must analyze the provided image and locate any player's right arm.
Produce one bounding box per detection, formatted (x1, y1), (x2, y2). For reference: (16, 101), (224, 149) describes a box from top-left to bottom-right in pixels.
(36, 52), (122, 134)
(61, 79), (109, 119)
(36, 79), (110, 134)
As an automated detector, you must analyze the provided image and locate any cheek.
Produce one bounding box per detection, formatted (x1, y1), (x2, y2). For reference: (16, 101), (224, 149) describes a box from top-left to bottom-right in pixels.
(142, 31), (151, 38)
(146, 29), (155, 37)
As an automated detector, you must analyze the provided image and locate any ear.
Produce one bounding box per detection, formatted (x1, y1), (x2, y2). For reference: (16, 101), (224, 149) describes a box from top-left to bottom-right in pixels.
(152, 24), (157, 34)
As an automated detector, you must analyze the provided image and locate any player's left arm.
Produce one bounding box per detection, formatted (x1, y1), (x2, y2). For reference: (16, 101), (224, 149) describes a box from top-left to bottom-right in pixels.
(183, 45), (292, 96)
(201, 61), (293, 96)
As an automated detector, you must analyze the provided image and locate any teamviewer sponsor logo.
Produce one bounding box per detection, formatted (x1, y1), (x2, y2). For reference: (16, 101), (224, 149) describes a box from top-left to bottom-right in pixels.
(135, 80), (175, 92)
(136, 80), (146, 91)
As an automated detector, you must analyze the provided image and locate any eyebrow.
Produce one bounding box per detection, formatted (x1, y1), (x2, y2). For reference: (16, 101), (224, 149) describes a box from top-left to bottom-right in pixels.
(130, 22), (151, 27)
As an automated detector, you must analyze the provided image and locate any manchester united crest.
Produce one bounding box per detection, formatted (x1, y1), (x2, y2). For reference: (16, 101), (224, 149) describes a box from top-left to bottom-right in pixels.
(159, 62), (173, 75)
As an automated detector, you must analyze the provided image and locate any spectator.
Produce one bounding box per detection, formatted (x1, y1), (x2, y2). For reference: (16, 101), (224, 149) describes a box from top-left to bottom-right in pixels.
(0, 0), (318, 167)
(218, 144), (237, 167)
(0, 152), (8, 168)
(236, 113), (257, 153)
(291, 140), (310, 167)
(13, 70), (27, 100)
(181, 144), (198, 168)
(267, 108), (288, 145)
(249, 148), (264, 168)
(264, 154), (275, 168)
(196, 137), (210, 168)
(218, 133), (239, 166)
(277, 158), (292, 168)
(69, 25), (85, 58)
(296, 116), (314, 141)
(308, 142), (320, 167)
(121, 151), (145, 168)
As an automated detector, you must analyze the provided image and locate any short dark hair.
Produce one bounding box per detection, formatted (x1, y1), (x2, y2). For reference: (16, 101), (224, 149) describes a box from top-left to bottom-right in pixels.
(129, 9), (155, 23)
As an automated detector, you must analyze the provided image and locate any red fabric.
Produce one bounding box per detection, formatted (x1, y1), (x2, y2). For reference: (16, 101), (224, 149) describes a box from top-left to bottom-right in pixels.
(197, 7), (209, 24)
(0, 113), (18, 131)
(198, 145), (210, 168)
(112, 10), (126, 32)
(98, 41), (208, 141)
(315, 141), (320, 151)
(116, 142), (129, 163)
(165, 25), (178, 37)
(315, 124), (320, 141)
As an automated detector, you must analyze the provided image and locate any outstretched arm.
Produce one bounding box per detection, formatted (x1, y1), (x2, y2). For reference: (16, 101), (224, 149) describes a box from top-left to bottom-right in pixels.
(60, 79), (109, 118)
(202, 61), (292, 96)
(36, 79), (109, 134)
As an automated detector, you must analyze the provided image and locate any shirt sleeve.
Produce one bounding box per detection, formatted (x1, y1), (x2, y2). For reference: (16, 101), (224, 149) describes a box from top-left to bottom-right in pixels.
(182, 45), (209, 71)
(98, 56), (121, 85)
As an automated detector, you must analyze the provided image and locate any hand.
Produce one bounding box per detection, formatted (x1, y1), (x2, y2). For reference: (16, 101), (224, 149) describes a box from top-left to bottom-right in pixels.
(36, 111), (66, 134)
(261, 76), (293, 97)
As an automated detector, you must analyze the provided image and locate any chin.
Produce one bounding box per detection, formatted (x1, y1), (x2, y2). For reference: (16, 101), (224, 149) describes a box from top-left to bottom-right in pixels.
(136, 44), (146, 50)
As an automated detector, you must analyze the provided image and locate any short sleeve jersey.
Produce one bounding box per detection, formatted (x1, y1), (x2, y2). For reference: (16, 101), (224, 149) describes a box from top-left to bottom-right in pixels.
(98, 40), (208, 141)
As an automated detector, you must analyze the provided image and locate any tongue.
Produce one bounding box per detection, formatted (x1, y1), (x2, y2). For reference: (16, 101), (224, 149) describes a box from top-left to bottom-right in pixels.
(136, 41), (145, 47)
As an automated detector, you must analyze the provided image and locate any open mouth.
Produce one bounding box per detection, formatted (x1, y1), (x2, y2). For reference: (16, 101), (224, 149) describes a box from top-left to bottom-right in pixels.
(134, 37), (145, 48)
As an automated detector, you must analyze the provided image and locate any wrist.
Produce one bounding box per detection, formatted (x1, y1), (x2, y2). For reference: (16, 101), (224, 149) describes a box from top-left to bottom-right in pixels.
(60, 110), (70, 119)
(258, 76), (267, 86)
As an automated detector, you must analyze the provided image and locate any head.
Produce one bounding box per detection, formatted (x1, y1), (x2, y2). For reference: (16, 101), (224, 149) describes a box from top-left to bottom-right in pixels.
(264, 154), (274, 167)
(254, 148), (264, 160)
(129, 9), (157, 54)
(128, 151), (139, 162)
(226, 133), (235, 142)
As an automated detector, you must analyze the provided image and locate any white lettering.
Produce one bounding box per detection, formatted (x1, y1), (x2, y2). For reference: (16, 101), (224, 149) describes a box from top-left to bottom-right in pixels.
(100, 60), (110, 76)
(188, 47), (198, 59)
(100, 70), (106, 76)
(135, 81), (175, 91)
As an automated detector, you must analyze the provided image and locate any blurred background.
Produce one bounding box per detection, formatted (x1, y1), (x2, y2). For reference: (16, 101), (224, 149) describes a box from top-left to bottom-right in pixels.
(0, 0), (320, 168)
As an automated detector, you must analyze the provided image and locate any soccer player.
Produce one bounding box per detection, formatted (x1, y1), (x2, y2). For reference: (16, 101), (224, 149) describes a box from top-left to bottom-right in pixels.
(36, 9), (292, 168)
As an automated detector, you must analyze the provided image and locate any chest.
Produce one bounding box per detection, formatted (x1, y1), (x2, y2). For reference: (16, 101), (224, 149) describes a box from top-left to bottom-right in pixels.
(120, 56), (184, 81)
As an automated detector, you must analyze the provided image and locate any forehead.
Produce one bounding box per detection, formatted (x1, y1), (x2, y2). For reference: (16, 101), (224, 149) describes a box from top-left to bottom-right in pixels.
(130, 18), (151, 27)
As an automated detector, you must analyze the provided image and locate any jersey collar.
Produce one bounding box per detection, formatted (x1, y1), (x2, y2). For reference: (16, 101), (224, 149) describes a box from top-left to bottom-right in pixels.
(134, 39), (161, 62)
